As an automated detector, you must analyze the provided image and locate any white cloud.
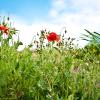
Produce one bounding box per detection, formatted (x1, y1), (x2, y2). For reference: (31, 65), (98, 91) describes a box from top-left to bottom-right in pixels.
(50, 0), (66, 17)
(49, 9), (58, 17)
(70, 0), (100, 13)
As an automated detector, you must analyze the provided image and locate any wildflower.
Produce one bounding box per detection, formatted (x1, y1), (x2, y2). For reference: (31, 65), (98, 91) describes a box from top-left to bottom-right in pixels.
(0, 25), (9, 35)
(47, 32), (60, 42)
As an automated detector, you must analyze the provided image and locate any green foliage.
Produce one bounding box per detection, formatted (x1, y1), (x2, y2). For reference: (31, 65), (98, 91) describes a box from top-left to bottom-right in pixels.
(0, 17), (100, 100)
(0, 44), (100, 99)
(81, 29), (100, 43)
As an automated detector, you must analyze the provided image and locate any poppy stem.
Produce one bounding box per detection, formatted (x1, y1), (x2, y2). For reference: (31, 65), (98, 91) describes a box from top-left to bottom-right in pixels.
(50, 42), (53, 50)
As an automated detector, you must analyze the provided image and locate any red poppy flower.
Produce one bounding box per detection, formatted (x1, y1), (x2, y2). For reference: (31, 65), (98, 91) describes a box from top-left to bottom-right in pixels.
(47, 32), (60, 42)
(0, 25), (9, 35)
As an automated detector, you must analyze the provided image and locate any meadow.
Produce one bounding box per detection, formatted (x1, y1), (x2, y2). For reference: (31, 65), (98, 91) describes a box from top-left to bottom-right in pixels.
(0, 17), (100, 100)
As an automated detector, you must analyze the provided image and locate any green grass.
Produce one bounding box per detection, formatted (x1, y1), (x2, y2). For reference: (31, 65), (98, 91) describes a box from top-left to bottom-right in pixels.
(0, 16), (100, 100)
(0, 44), (100, 100)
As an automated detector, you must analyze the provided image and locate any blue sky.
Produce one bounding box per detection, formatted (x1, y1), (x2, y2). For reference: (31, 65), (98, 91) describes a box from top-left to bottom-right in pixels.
(1, 0), (100, 27)
(0, 0), (51, 23)
(0, 0), (100, 48)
